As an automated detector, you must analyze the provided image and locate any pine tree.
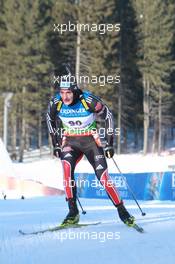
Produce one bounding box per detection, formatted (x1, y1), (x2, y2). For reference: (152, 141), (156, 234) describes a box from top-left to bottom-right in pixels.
(133, 0), (175, 154)
(0, 0), (53, 160)
(116, 0), (142, 153)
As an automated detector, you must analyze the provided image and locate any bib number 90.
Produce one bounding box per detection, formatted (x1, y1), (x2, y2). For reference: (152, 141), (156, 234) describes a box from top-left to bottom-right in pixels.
(68, 120), (82, 126)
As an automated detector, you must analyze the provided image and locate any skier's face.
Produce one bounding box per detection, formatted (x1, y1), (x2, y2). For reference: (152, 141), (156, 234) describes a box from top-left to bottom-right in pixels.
(60, 89), (74, 105)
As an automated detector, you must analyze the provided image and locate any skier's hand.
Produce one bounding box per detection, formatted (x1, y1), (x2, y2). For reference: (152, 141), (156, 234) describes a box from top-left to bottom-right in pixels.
(53, 143), (61, 158)
(104, 145), (114, 159)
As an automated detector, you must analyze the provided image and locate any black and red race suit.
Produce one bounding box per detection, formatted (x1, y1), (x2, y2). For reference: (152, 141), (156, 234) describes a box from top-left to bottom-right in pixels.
(47, 90), (121, 206)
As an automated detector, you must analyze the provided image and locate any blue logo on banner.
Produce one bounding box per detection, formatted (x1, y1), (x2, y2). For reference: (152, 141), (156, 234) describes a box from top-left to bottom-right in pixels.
(75, 171), (175, 201)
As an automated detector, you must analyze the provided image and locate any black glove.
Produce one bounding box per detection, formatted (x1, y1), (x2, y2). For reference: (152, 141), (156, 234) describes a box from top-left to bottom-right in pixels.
(105, 145), (114, 159)
(53, 143), (61, 158)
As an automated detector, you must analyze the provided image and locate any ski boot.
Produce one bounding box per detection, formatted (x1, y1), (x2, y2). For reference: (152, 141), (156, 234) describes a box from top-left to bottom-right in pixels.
(117, 202), (135, 227)
(61, 198), (80, 227)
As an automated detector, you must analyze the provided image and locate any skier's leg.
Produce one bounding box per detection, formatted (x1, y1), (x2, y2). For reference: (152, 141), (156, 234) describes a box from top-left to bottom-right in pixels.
(61, 144), (83, 225)
(85, 147), (121, 205)
(85, 140), (134, 226)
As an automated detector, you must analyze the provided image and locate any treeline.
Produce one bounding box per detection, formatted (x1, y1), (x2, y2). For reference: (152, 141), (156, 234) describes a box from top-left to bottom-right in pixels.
(0, 0), (175, 161)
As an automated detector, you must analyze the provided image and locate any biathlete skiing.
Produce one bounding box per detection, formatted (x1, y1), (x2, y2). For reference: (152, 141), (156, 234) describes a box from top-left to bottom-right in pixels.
(46, 64), (135, 228)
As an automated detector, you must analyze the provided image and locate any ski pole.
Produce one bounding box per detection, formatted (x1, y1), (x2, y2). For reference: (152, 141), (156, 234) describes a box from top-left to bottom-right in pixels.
(112, 157), (146, 216)
(77, 195), (86, 215)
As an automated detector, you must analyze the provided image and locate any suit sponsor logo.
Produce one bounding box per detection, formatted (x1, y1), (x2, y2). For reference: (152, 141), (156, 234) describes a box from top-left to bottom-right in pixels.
(96, 164), (104, 170)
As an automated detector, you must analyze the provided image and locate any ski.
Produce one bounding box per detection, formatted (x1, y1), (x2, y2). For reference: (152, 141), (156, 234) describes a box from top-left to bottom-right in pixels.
(19, 222), (101, 235)
(19, 221), (144, 235)
(131, 223), (145, 233)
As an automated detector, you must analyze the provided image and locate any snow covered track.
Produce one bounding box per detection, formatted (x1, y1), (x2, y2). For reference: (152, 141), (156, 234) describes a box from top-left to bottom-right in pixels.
(0, 197), (175, 264)
(137, 213), (175, 225)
